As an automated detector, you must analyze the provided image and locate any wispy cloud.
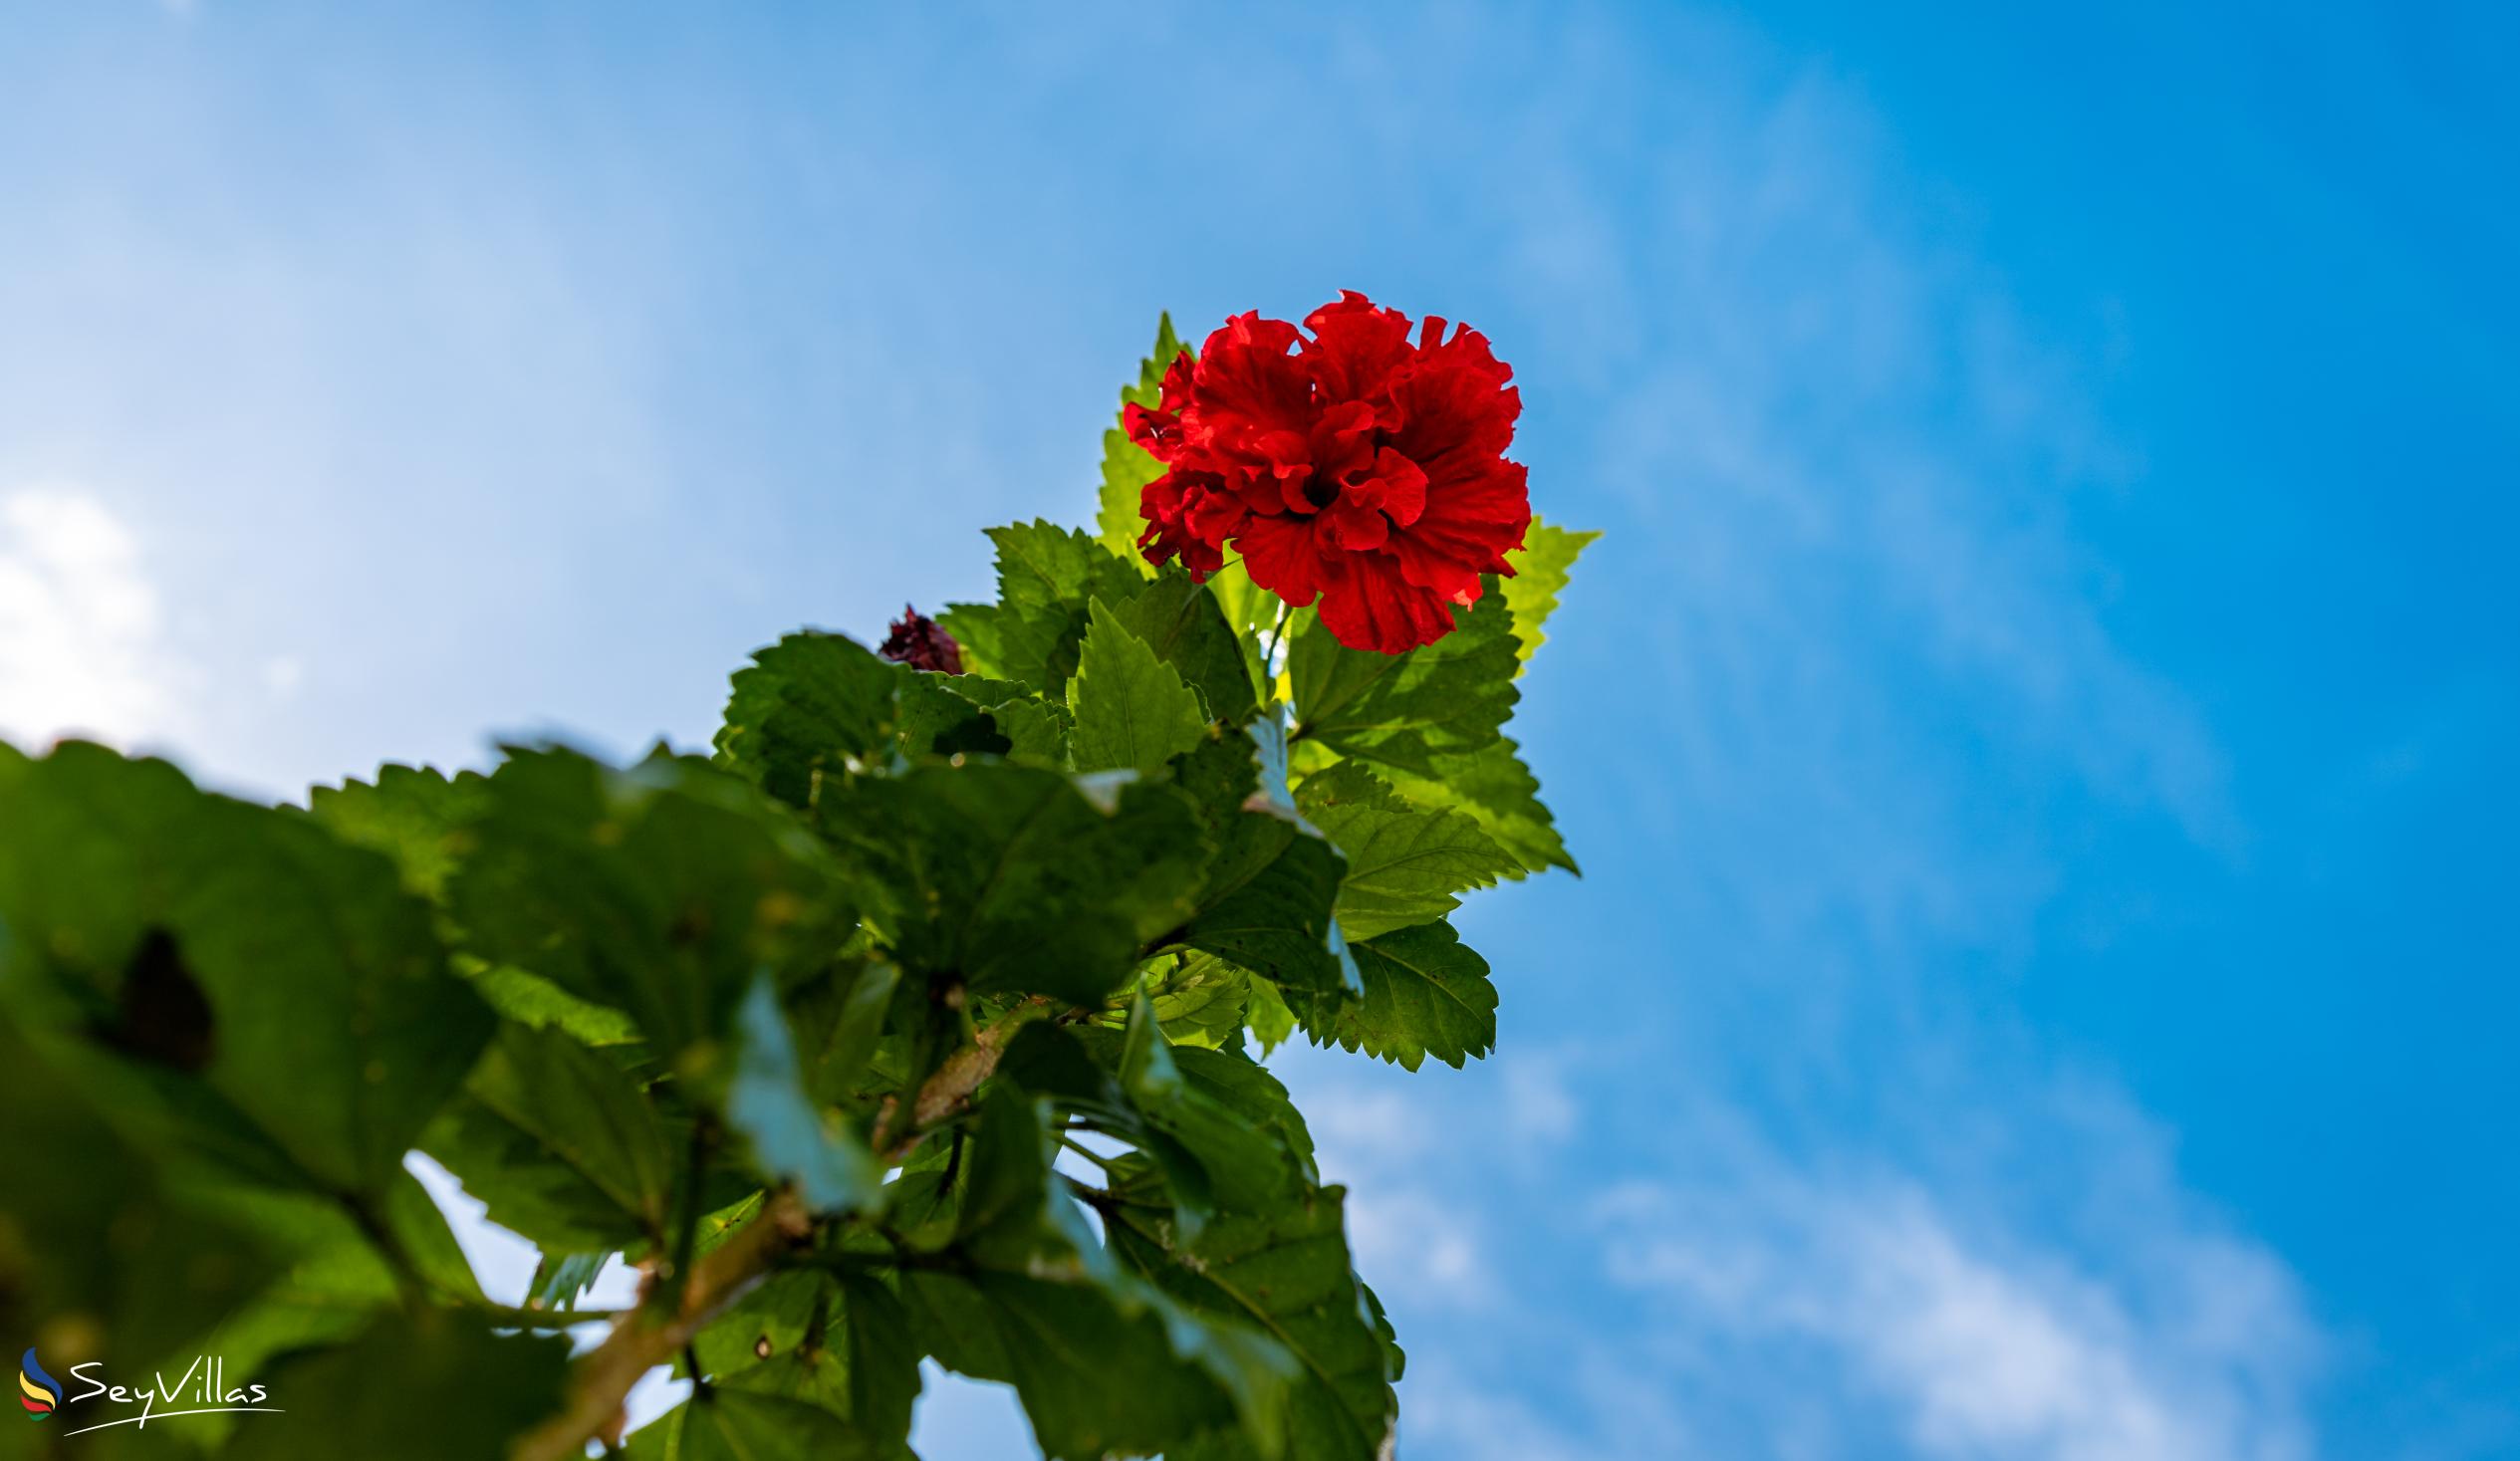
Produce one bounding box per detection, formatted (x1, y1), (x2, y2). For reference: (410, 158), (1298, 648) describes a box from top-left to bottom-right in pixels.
(1279, 1042), (2322, 1461)
(0, 486), (188, 754)
(1595, 1155), (2318, 1461)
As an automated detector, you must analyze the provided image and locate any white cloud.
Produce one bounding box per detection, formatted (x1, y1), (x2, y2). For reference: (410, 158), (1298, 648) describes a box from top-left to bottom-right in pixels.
(1498, 1050), (1581, 1144)
(1595, 1156), (2319, 1461)
(1345, 1186), (1493, 1310)
(0, 486), (189, 754)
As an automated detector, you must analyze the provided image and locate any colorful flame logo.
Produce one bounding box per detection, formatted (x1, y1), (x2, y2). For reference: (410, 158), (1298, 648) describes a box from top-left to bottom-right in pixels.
(18, 1349), (61, 1421)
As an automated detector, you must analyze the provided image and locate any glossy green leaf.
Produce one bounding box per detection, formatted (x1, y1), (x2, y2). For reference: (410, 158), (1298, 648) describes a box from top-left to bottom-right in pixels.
(629, 1387), (902, 1461)
(1069, 599), (1211, 774)
(899, 1090), (1295, 1461)
(717, 631), (902, 808)
(422, 1022), (679, 1251)
(1108, 1167), (1395, 1461)
(793, 958), (902, 1109)
(1500, 515), (1598, 669)
(823, 760), (1207, 1005)
(1379, 733), (1575, 876)
(936, 673), (1071, 763)
(1110, 565), (1261, 724)
(1121, 997), (1291, 1214)
(1295, 920), (1498, 1072)
(1164, 733), (1358, 996)
(682, 1269), (918, 1455)
(718, 631), (1007, 809)
(447, 747), (850, 1059)
(1286, 590), (1520, 779)
(526, 1250), (611, 1314)
(190, 1172), (485, 1380)
(1170, 1041), (1319, 1182)
(938, 520), (1148, 694)
(0, 1018), (288, 1371)
(1296, 762), (1520, 939)
(304, 763), (487, 899)
(0, 741), (491, 1198)
(1244, 975), (1298, 1055)
(468, 964), (643, 1047)
(1147, 953), (1251, 1049)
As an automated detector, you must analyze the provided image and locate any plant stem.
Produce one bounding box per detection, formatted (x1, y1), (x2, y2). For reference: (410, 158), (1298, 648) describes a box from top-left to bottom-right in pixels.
(508, 1192), (812, 1461)
(1261, 600), (1293, 685)
(654, 1115), (716, 1319)
(468, 1300), (629, 1329)
(1056, 1133), (1120, 1168)
(882, 997), (1051, 1160)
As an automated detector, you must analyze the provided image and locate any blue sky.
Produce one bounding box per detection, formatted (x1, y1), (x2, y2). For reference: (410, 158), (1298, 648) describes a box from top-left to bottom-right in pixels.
(4, 3), (2514, 1458)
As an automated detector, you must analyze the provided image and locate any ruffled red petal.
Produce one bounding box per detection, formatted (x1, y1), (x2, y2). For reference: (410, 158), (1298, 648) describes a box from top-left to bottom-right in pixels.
(1127, 293), (1532, 654)
(1316, 556), (1459, 652)
(1236, 511), (1328, 607)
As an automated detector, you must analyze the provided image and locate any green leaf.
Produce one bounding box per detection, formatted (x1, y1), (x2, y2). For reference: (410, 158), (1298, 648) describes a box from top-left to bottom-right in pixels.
(222, 1311), (572, 1461)
(629, 1387), (903, 1461)
(314, 763), (666, 1035)
(1121, 996), (1291, 1215)
(422, 1022), (680, 1252)
(723, 974), (885, 1215)
(1108, 1168), (1396, 1461)
(0, 1018), (288, 1370)
(1295, 920), (1498, 1072)
(1378, 733), (1575, 877)
(191, 1172), (485, 1380)
(681, 1270), (918, 1455)
(1500, 515), (1598, 670)
(975, 1021), (1223, 1243)
(936, 674), (1071, 764)
(1110, 565), (1262, 725)
(527, 1250), (611, 1314)
(447, 748), (851, 1059)
(718, 632), (1008, 809)
(1096, 313), (1188, 570)
(823, 761), (1207, 1006)
(1177, 825), (1355, 995)
(468, 964), (644, 1047)
(1286, 590), (1521, 780)
(1069, 599), (1212, 774)
(1169, 1043), (1319, 1182)
(717, 631), (901, 808)
(304, 763), (487, 899)
(993, 1017), (1304, 1266)
(900, 1091), (1295, 1461)
(1296, 762), (1520, 940)
(794, 958), (903, 1109)
(1164, 732), (1359, 997)
(0, 741), (492, 1197)
(890, 667), (1015, 760)
(1147, 953), (1250, 1049)
(1245, 975), (1298, 1055)
(938, 520), (1148, 694)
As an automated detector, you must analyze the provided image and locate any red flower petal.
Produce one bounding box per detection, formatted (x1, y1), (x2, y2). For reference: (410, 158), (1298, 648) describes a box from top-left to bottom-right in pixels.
(1317, 555), (1459, 653)
(880, 605), (964, 674)
(1131, 293), (1532, 654)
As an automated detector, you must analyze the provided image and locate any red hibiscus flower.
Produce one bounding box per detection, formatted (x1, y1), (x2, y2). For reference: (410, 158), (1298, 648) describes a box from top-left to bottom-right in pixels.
(880, 605), (964, 674)
(1125, 292), (1531, 653)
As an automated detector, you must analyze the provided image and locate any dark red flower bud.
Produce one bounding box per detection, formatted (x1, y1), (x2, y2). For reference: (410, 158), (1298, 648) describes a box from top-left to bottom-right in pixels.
(1127, 292), (1532, 654)
(880, 604), (964, 674)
